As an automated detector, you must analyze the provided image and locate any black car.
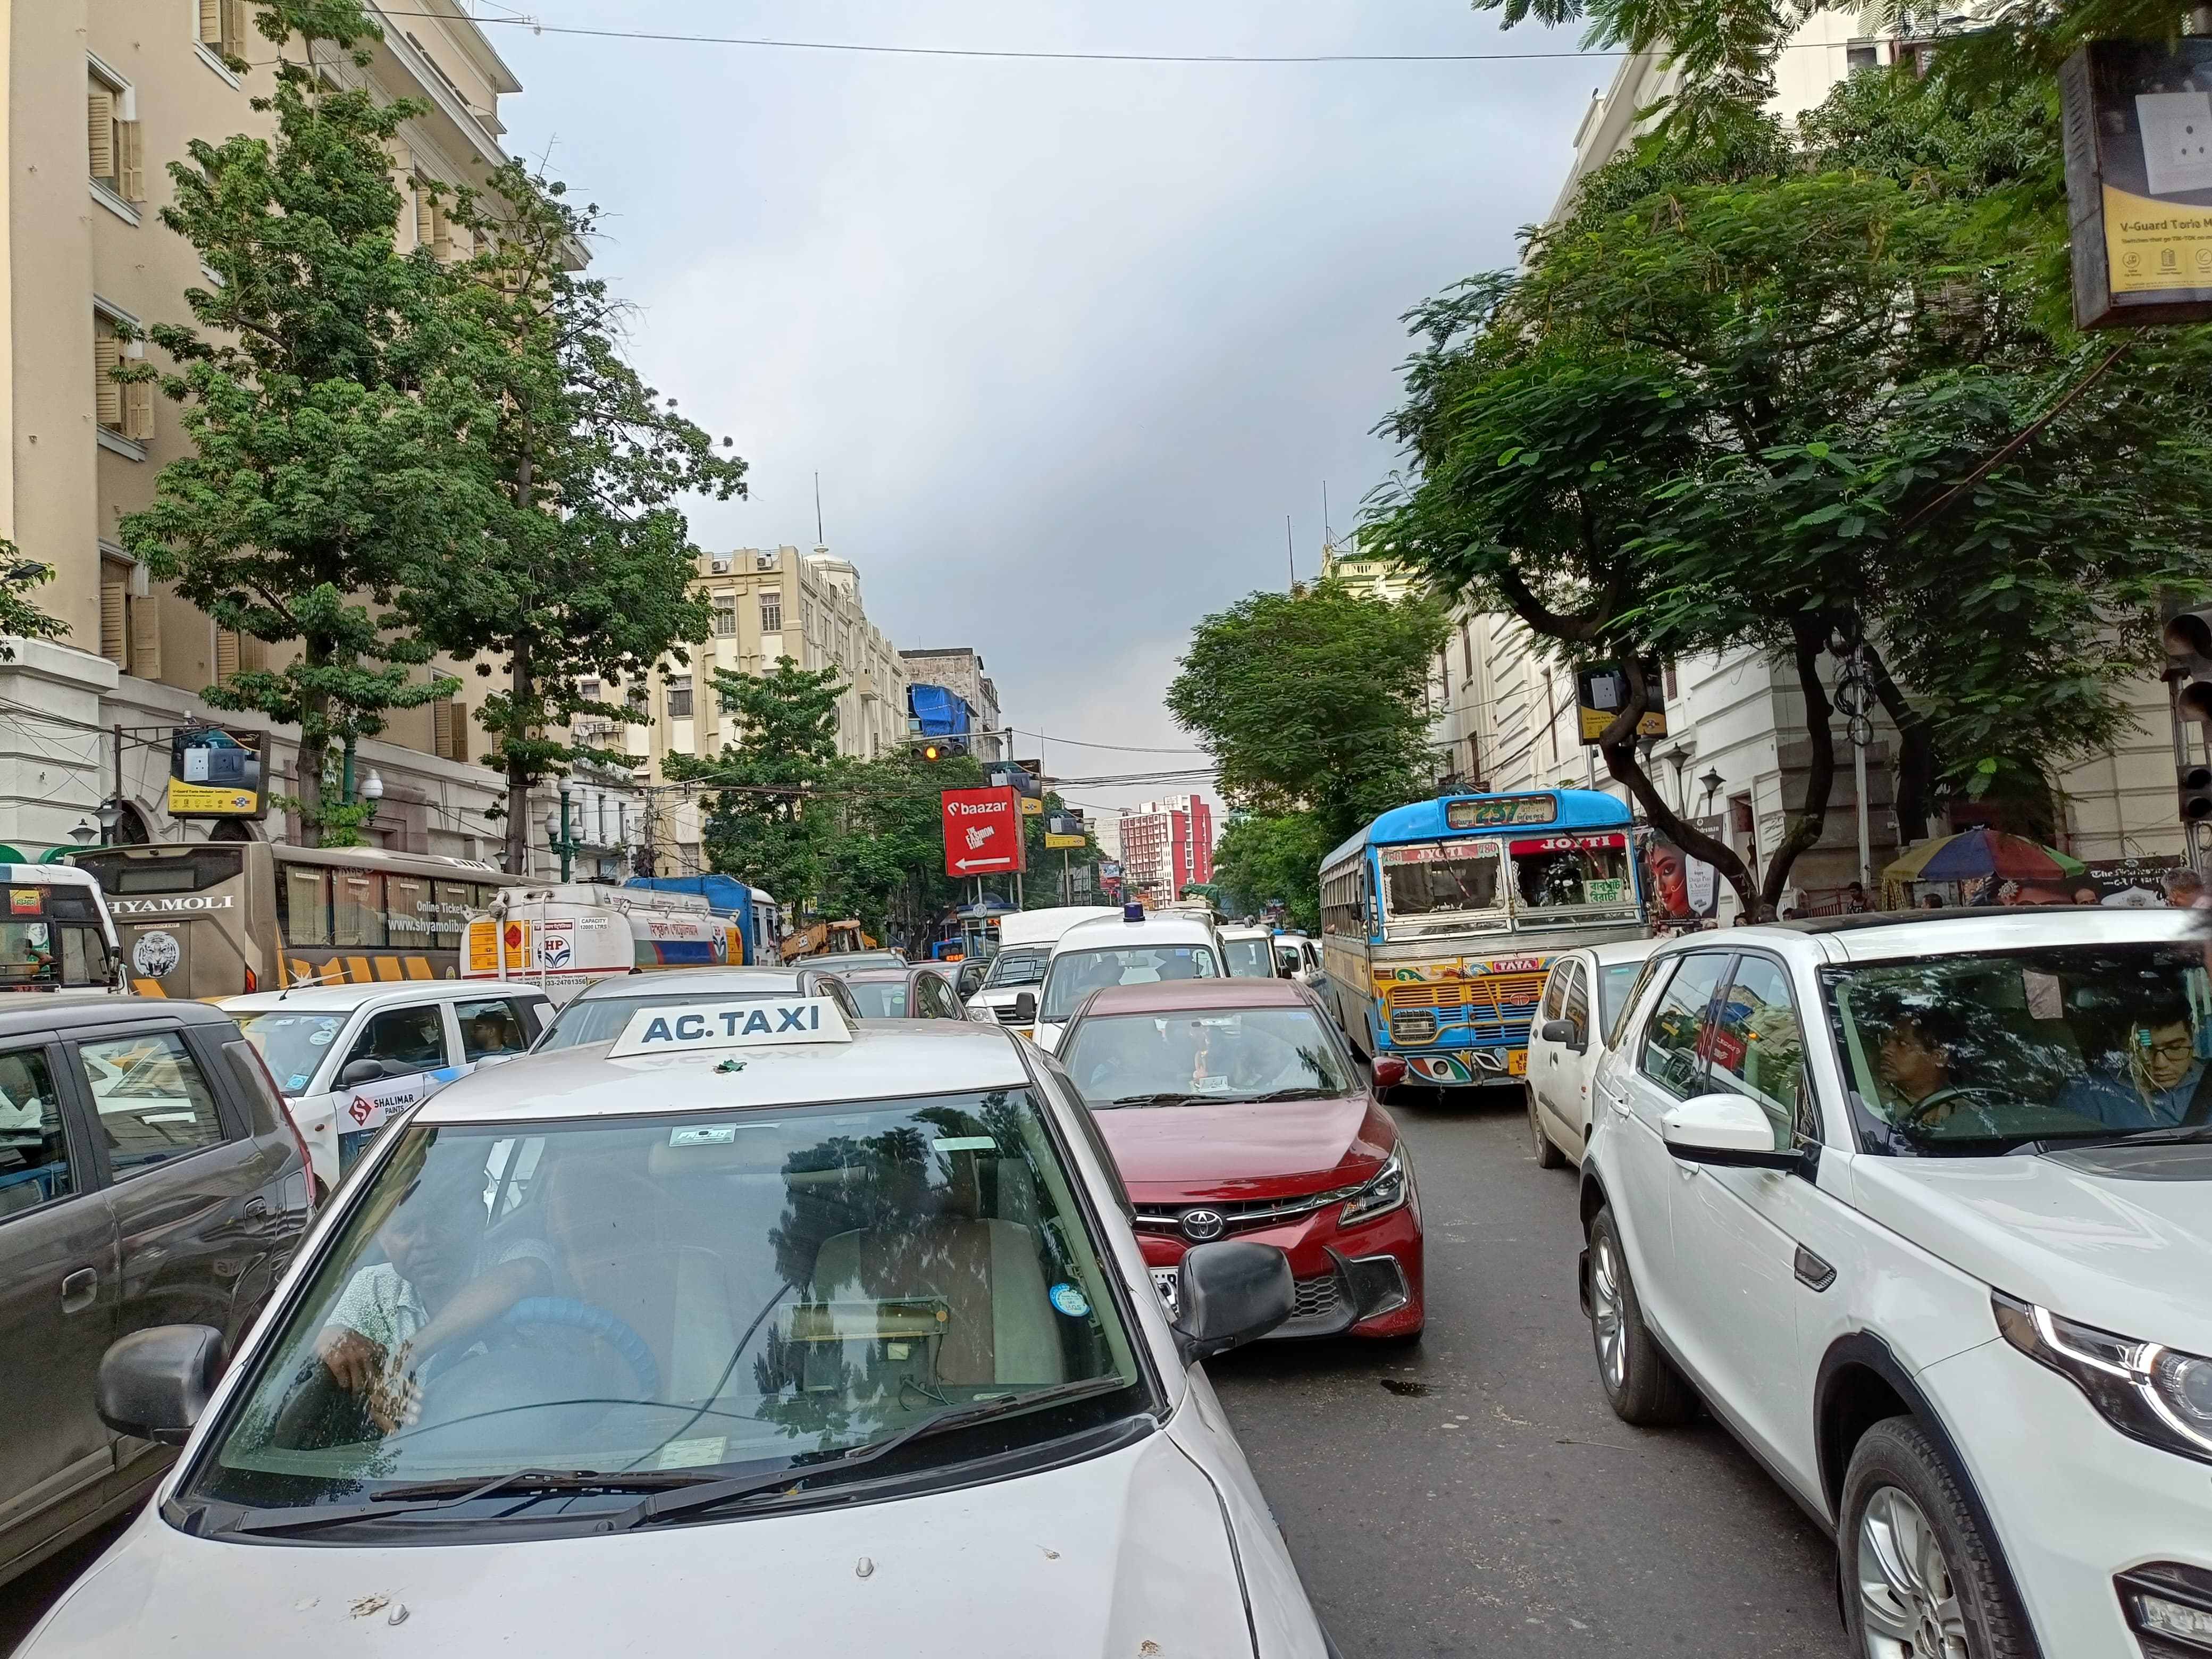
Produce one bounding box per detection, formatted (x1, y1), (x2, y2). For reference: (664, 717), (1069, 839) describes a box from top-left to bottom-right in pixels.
(0, 996), (311, 1585)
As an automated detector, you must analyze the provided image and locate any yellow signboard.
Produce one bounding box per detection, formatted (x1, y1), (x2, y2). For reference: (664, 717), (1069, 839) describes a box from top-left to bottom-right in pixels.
(2060, 42), (2212, 327)
(167, 727), (268, 819)
(2102, 186), (2212, 292)
(1044, 832), (1086, 849)
(465, 919), (499, 975)
(1019, 797), (1043, 817)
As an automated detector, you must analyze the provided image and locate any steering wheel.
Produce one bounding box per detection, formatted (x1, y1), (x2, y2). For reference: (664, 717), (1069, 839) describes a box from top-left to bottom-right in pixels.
(481, 1297), (661, 1400)
(1896, 1085), (2026, 1135)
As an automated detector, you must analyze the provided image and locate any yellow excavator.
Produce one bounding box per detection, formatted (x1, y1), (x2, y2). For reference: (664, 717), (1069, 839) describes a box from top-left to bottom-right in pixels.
(778, 919), (881, 962)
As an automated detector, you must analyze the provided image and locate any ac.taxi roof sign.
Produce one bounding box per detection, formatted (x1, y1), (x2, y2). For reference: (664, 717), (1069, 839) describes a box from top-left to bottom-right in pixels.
(608, 997), (853, 1059)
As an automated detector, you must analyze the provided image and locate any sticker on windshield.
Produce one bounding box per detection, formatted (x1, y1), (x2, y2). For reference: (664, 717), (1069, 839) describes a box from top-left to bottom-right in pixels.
(655, 1436), (728, 1470)
(670, 1125), (736, 1147)
(308, 1027), (334, 1045)
(933, 1135), (995, 1152)
(1049, 1283), (1092, 1318)
(288, 1075), (309, 1091)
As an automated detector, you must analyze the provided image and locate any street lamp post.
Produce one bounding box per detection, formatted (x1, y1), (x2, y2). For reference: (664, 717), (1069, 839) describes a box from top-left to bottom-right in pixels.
(1833, 646), (1876, 895)
(544, 778), (581, 882)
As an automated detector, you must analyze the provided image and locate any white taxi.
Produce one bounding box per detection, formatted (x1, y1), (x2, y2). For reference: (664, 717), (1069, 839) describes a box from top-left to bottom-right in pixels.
(31, 997), (1335, 1658)
(1032, 907), (1226, 1054)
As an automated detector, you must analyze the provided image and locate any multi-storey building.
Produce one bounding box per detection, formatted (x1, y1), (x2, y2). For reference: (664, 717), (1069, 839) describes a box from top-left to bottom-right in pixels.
(632, 543), (908, 874)
(899, 647), (1005, 762)
(1431, 35), (2197, 909)
(1120, 794), (1214, 906)
(1317, 534), (1419, 603)
(0, 2), (605, 870)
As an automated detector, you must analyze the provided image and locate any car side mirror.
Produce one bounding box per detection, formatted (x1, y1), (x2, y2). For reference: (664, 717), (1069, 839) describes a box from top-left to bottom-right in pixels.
(98, 1325), (224, 1445)
(1539, 1018), (1586, 1053)
(1371, 1054), (1407, 1090)
(1012, 992), (1037, 1023)
(1172, 1241), (1294, 1364)
(337, 1058), (388, 1087)
(1661, 1093), (1802, 1171)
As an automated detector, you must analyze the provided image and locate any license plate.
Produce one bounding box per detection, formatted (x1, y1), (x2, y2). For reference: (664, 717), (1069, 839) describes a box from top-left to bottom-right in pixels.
(1149, 1268), (1180, 1320)
(1507, 1049), (1529, 1077)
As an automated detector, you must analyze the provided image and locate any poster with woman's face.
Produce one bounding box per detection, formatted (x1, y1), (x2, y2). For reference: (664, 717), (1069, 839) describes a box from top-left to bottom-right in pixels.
(1644, 835), (1717, 921)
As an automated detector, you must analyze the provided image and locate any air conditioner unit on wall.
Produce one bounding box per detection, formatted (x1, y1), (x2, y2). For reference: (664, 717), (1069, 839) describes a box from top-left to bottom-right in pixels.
(756, 552), (777, 571)
(708, 557), (732, 574)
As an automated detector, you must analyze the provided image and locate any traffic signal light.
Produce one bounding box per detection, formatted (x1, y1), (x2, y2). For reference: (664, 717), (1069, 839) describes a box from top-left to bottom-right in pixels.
(2164, 603), (2212, 726)
(2182, 761), (2212, 823)
(920, 742), (945, 763)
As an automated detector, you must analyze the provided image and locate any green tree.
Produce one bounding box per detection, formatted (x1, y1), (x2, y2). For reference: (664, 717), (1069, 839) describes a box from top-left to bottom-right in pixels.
(819, 747), (988, 943)
(1211, 813), (1332, 933)
(115, 0), (488, 845)
(1371, 67), (2212, 916)
(405, 162), (744, 873)
(1167, 582), (1449, 845)
(664, 659), (847, 908)
(0, 545), (67, 660)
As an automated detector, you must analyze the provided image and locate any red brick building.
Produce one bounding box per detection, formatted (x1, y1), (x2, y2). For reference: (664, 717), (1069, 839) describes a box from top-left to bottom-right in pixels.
(1121, 794), (1214, 905)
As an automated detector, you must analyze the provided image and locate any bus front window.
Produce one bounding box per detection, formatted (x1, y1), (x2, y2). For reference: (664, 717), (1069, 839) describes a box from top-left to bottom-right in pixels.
(1379, 841), (1504, 921)
(1510, 835), (1636, 911)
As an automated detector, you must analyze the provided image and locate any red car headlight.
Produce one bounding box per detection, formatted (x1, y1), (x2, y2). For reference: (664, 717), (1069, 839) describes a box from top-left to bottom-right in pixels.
(1339, 1145), (1409, 1229)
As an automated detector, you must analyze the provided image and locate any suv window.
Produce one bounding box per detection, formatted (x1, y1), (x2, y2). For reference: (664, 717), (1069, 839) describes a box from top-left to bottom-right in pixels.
(1706, 955), (1814, 1151)
(79, 1030), (228, 1176)
(342, 1005), (451, 1076)
(1639, 953), (1730, 1101)
(0, 1048), (73, 1217)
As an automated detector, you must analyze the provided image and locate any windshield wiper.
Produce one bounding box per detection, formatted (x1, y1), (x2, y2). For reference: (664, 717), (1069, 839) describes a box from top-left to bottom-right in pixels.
(1236, 1088), (1339, 1103)
(607, 1375), (1135, 1531)
(222, 1467), (693, 1536)
(1102, 1092), (1203, 1109)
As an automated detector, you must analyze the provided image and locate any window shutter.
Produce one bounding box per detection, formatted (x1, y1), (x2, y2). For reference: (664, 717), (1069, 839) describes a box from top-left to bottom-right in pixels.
(198, 0), (223, 43)
(87, 86), (115, 181)
(123, 379), (154, 442)
(239, 633), (266, 673)
(118, 119), (144, 203)
(93, 334), (122, 428)
(224, 0), (250, 54)
(216, 630), (240, 682)
(414, 183), (435, 251)
(129, 593), (161, 680)
(99, 581), (128, 668)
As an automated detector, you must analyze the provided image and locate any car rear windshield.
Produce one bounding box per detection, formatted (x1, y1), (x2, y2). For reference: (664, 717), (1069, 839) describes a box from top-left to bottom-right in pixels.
(1062, 1007), (1354, 1104)
(983, 949), (1046, 988)
(1039, 944), (1219, 1023)
(1823, 944), (2212, 1153)
(1221, 937), (1273, 978)
(175, 1090), (1147, 1534)
(844, 979), (912, 1018)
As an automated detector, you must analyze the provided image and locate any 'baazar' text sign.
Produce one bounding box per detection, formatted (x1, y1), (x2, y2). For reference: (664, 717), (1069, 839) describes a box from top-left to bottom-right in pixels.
(608, 998), (852, 1058)
(941, 786), (1026, 877)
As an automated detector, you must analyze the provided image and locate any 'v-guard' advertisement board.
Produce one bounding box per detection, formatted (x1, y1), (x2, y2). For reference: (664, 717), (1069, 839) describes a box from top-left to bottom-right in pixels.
(2063, 39), (2212, 328)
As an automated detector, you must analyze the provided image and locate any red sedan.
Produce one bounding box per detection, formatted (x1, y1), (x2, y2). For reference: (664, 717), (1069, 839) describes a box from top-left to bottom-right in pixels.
(1056, 977), (1423, 1341)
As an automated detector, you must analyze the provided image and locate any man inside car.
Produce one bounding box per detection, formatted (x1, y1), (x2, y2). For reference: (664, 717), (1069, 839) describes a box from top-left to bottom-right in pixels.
(316, 1158), (553, 1431)
(2057, 995), (2211, 1130)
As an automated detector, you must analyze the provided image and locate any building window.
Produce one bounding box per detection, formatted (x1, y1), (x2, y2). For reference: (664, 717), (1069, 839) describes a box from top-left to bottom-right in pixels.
(87, 62), (143, 206)
(712, 602), (736, 636)
(414, 175), (453, 259)
(198, 0), (253, 58)
(93, 306), (153, 446)
(214, 629), (265, 683)
(1846, 40), (1881, 69)
(759, 590), (782, 633)
(431, 698), (469, 761)
(100, 563), (159, 678)
(1461, 622), (1472, 681)
(576, 678), (601, 704)
(667, 682), (693, 719)
(1663, 659), (1679, 701)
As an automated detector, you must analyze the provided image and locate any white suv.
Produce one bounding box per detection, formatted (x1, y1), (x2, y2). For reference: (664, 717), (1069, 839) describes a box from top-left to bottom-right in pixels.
(1579, 908), (2212, 1658)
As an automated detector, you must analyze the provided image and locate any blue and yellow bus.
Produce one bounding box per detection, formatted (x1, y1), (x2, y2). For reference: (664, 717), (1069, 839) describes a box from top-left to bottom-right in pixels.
(1317, 790), (1648, 1087)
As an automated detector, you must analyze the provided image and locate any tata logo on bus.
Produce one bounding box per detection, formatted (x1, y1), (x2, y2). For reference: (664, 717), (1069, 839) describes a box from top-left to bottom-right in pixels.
(108, 894), (237, 916)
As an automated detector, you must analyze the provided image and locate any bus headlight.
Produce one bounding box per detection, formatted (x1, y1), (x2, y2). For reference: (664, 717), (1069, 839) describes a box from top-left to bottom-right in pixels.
(1340, 1146), (1409, 1229)
(1388, 1009), (1438, 1044)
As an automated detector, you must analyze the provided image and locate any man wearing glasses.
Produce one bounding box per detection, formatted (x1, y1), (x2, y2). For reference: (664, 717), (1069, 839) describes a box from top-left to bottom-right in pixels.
(2057, 993), (2212, 1129)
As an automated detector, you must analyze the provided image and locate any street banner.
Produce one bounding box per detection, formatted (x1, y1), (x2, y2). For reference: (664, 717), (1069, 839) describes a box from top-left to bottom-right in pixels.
(2062, 40), (2212, 328)
(941, 786), (1025, 877)
(1643, 825), (1719, 923)
(167, 727), (267, 819)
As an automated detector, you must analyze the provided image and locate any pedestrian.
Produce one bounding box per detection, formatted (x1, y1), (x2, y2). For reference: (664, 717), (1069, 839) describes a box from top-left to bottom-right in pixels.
(1842, 881), (1873, 914)
(2163, 869), (2206, 909)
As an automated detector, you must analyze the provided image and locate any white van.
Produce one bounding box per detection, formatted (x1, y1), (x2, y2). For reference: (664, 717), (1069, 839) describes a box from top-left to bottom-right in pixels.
(965, 905), (1122, 1033)
(223, 981), (552, 1190)
(1031, 908), (1225, 1053)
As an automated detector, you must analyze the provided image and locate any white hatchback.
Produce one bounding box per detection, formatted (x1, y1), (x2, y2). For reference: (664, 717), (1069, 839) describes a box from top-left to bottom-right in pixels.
(1579, 908), (2212, 1658)
(1524, 937), (1665, 1167)
(27, 1000), (1335, 1659)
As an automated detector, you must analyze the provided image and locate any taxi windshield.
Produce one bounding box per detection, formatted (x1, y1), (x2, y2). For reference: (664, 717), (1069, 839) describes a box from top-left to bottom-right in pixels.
(233, 1012), (349, 1096)
(1062, 1007), (1355, 1104)
(1039, 944), (1219, 1024)
(178, 1091), (1146, 1533)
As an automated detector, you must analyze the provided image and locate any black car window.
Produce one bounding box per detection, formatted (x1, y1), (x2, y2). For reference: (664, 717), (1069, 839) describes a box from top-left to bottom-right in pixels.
(0, 1048), (74, 1218)
(1638, 953), (1731, 1102)
(79, 1029), (229, 1177)
(1705, 954), (1814, 1152)
(342, 1006), (451, 1075)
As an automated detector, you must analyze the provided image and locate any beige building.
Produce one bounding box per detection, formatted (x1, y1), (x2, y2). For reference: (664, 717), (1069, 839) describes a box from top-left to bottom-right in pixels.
(1428, 30), (2200, 908)
(628, 544), (909, 873)
(0, 1), (612, 871)
(1317, 534), (1418, 603)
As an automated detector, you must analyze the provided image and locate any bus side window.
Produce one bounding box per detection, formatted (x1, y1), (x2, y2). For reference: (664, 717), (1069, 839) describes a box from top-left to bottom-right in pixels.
(283, 866), (331, 948)
(333, 872), (384, 949)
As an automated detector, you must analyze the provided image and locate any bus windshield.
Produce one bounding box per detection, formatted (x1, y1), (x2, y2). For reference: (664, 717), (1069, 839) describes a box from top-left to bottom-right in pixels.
(0, 888), (114, 991)
(1378, 841), (1504, 924)
(1509, 834), (1637, 914)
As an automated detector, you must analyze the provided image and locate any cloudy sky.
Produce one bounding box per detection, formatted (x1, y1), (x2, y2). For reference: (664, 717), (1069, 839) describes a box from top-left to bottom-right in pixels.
(480, 1), (1605, 817)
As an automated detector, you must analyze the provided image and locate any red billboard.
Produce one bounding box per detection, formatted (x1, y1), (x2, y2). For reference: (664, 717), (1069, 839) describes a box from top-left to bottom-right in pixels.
(941, 786), (1025, 877)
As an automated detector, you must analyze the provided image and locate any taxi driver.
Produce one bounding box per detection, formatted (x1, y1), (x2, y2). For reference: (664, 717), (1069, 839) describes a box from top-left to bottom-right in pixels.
(315, 1157), (552, 1431)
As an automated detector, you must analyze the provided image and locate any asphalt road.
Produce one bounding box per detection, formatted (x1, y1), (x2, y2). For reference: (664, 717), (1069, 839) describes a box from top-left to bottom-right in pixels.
(1208, 1083), (1849, 1659)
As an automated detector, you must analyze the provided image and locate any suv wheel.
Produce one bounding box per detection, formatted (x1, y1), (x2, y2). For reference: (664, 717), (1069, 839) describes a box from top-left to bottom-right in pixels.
(1529, 1090), (1566, 1168)
(1840, 1418), (2030, 1659)
(1587, 1205), (1697, 1425)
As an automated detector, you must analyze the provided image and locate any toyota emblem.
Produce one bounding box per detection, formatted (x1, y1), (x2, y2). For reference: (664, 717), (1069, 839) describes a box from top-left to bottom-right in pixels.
(1180, 1208), (1226, 1242)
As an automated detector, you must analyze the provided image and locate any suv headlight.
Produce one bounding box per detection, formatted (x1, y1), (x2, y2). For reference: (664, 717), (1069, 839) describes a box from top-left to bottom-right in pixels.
(1340, 1145), (1410, 1229)
(1993, 1292), (2212, 1465)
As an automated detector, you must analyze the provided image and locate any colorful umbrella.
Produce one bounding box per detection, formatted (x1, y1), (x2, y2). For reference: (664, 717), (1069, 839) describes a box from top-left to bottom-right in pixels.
(1882, 828), (2087, 885)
